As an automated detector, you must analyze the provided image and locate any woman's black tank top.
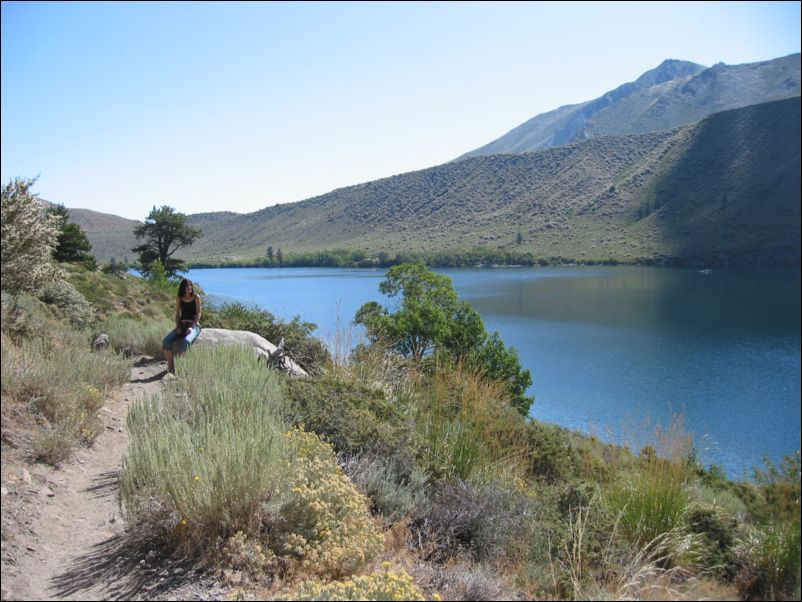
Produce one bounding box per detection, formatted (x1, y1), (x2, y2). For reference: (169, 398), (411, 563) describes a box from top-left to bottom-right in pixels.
(180, 297), (197, 321)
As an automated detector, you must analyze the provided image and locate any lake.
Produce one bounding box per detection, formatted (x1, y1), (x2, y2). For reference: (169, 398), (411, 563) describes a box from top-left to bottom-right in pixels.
(184, 265), (801, 478)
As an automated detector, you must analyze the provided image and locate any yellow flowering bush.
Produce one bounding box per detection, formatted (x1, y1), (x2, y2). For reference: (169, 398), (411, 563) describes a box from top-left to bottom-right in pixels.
(223, 531), (279, 578)
(274, 429), (384, 579)
(80, 383), (104, 411)
(279, 563), (432, 601)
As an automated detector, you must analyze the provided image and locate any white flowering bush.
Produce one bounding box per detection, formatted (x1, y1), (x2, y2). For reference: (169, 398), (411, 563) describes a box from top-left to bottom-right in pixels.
(1, 177), (62, 295)
(38, 279), (94, 325)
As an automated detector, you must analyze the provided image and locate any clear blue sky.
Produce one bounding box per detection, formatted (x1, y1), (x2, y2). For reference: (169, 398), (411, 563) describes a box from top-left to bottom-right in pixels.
(2, 1), (800, 220)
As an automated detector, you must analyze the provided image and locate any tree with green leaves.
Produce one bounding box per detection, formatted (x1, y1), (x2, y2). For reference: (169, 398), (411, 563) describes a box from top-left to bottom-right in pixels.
(356, 263), (533, 415)
(132, 205), (202, 278)
(46, 204), (93, 263)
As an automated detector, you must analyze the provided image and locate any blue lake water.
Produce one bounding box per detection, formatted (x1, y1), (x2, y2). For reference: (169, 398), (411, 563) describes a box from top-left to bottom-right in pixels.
(184, 265), (801, 478)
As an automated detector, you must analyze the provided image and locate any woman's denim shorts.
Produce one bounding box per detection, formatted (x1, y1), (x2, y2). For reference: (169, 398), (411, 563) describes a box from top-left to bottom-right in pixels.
(162, 325), (201, 353)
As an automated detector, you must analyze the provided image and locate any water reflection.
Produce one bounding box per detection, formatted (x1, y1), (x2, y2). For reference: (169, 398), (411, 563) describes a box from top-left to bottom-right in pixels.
(459, 267), (801, 338)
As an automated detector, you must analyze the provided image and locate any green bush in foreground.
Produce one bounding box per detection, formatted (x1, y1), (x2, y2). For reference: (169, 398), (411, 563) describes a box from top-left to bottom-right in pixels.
(121, 345), (382, 581)
(283, 376), (419, 478)
(101, 315), (171, 357)
(120, 346), (290, 554)
(223, 429), (387, 582)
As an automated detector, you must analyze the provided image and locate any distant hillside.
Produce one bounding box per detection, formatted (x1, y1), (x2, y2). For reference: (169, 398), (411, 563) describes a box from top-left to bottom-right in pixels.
(38, 202), (141, 264)
(65, 209), (140, 264)
(176, 97), (799, 266)
(459, 53), (801, 159)
(63, 208), (242, 264)
(74, 98), (800, 267)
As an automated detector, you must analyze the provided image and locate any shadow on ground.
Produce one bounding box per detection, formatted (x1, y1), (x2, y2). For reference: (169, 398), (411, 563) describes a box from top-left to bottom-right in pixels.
(50, 532), (212, 601)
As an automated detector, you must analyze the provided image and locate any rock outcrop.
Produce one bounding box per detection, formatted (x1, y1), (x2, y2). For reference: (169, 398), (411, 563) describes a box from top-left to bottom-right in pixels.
(192, 328), (308, 377)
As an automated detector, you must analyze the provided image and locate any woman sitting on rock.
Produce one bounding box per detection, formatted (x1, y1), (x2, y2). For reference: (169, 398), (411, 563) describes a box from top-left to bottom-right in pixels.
(163, 278), (202, 374)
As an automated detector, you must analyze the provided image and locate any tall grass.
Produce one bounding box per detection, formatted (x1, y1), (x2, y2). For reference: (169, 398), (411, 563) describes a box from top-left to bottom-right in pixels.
(101, 315), (171, 357)
(120, 345), (290, 554)
(416, 359), (529, 481)
(607, 413), (694, 548)
(1, 331), (130, 411)
(1, 327), (131, 463)
(737, 520), (802, 600)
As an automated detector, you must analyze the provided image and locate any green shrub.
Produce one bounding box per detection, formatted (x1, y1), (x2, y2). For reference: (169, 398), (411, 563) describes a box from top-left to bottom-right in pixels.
(527, 420), (580, 482)
(284, 376), (419, 478)
(688, 482), (749, 523)
(120, 345), (291, 555)
(340, 454), (428, 524)
(37, 279), (94, 325)
(144, 261), (177, 294)
(411, 478), (535, 563)
(753, 452), (801, 522)
(686, 505), (739, 578)
(1, 292), (58, 341)
(736, 520), (801, 600)
(101, 315), (171, 357)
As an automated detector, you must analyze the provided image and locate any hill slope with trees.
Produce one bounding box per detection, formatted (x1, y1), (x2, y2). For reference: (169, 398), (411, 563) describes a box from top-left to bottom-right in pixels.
(177, 97), (801, 266)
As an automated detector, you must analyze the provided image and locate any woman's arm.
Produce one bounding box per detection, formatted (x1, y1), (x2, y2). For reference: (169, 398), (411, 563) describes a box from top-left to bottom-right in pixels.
(193, 295), (202, 328)
(175, 298), (182, 330)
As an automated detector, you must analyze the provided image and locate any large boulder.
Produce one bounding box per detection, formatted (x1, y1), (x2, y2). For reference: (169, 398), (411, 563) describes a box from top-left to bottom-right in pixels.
(192, 328), (308, 377)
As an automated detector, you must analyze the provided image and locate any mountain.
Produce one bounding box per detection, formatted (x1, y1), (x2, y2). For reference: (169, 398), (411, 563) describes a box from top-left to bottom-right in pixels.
(458, 53), (801, 159)
(70, 98), (800, 268)
(37, 201), (142, 264)
(64, 208), (141, 264)
(155, 97), (798, 266)
(58, 208), (242, 264)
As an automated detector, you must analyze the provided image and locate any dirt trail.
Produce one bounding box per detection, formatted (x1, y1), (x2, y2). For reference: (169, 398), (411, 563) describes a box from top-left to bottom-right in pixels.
(1, 360), (227, 601)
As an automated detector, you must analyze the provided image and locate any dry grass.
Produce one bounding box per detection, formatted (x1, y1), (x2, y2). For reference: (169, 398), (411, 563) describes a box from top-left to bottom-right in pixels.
(1, 323), (131, 465)
(417, 360), (530, 481)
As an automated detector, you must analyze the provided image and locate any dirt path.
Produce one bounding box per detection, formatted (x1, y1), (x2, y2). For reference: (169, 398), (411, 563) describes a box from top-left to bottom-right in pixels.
(1, 360), (228, 601)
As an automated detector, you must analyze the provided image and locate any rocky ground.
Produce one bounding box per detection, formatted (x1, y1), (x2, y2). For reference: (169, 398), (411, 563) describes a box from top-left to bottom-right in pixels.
(1, 359), (230, 601)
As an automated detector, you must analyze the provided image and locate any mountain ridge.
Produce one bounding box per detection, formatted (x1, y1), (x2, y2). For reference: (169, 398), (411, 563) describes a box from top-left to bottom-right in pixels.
(61, 60), (800, 267)
(458, 53), (800, 159)
(69, 97), (798, 267)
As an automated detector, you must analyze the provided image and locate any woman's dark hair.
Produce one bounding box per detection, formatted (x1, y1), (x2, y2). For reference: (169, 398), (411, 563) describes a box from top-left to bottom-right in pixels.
(178, 278), (194, 298)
